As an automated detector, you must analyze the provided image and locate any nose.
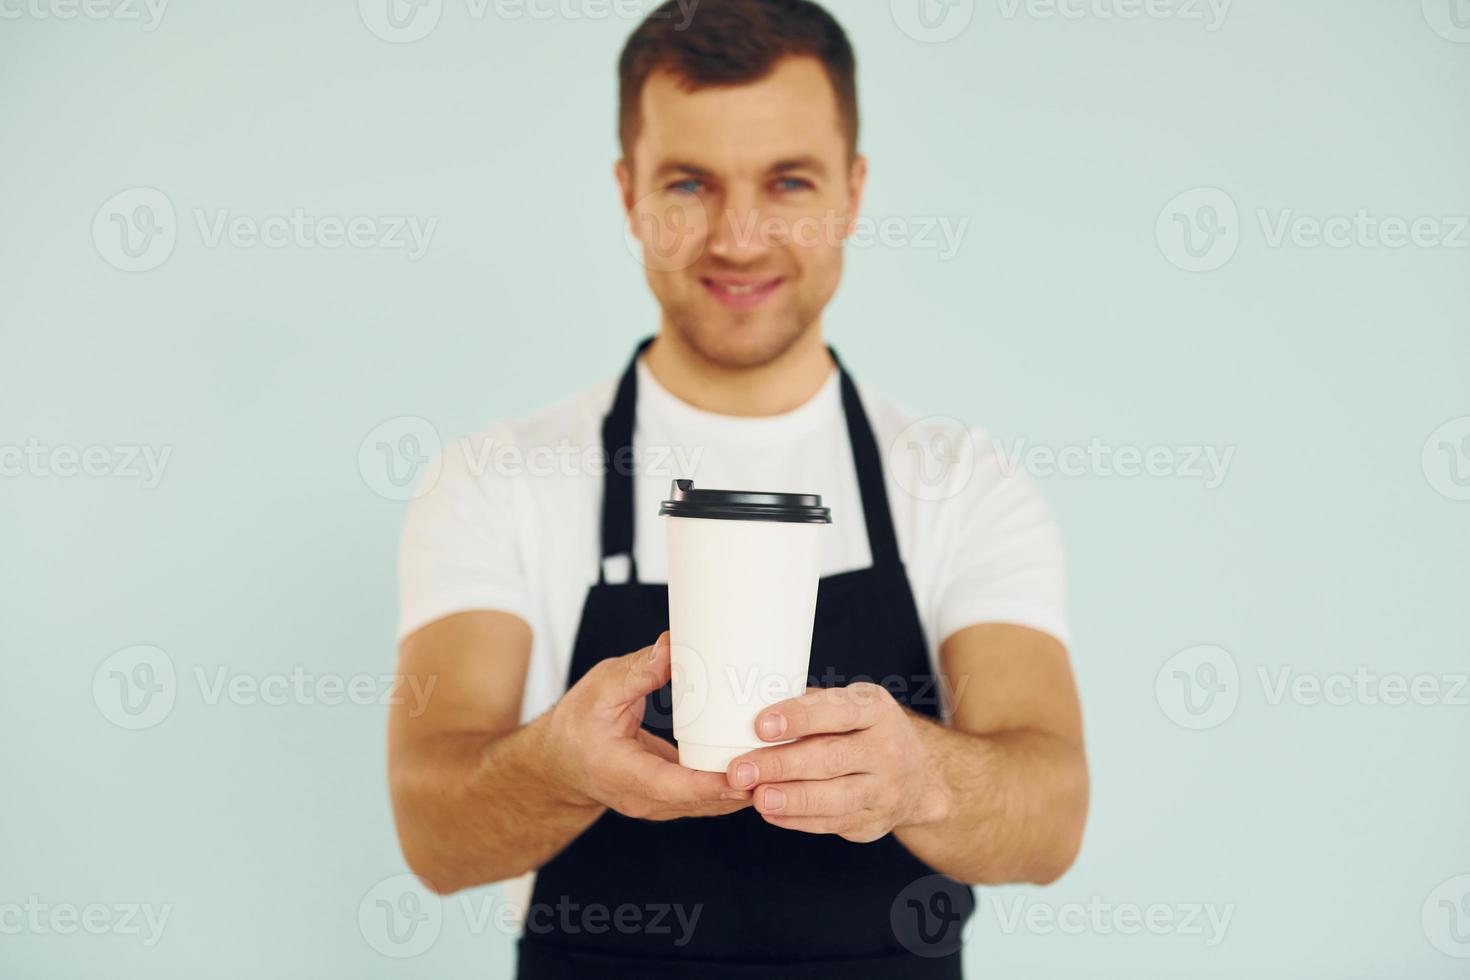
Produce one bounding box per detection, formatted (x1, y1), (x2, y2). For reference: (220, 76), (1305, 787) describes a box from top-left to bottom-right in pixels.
(705, 184), (774, 265)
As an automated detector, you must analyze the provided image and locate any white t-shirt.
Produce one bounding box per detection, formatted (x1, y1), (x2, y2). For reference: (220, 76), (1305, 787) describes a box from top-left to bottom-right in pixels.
(397, 358), (1069, 723)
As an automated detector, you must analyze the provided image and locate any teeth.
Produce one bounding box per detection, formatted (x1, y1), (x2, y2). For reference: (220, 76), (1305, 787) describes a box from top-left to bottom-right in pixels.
(713, 282), (766, 295)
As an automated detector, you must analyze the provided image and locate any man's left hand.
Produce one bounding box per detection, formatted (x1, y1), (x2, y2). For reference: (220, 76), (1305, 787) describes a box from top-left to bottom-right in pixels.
(724, 684), (949, 842)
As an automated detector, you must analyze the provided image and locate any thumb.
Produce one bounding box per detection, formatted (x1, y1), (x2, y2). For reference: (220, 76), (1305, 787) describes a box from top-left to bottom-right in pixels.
(603, 631), (671, 707)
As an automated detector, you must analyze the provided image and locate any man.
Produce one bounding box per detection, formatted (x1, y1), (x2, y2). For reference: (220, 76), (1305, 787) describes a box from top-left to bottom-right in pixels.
(390, 2), (1088, 977)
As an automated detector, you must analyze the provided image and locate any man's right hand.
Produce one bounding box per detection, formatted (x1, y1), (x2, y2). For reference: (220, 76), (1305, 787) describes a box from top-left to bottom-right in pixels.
(392, 615), (748, 893)
(544, 631), (752, 821)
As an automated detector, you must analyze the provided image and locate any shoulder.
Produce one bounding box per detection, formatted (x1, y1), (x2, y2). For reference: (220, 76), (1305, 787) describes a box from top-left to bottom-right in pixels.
(397, 374), (618, 528)
(850, 380), (1068, 646)
(467, 374), (615, 455)
(850, 378), (1025, 507)
(433, 374), (617, 488)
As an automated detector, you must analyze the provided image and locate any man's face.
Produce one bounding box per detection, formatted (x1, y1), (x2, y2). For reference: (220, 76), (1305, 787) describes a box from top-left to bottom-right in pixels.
(619, 56), (867, 369)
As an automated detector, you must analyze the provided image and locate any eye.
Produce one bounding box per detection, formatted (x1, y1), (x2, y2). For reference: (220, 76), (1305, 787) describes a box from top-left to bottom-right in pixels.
(774, 177), (814, 193)
(667, 179), (703, 196)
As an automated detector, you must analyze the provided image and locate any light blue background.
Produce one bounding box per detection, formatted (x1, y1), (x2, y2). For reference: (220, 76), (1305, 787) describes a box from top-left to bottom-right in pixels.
(3, 0), (1468, 976)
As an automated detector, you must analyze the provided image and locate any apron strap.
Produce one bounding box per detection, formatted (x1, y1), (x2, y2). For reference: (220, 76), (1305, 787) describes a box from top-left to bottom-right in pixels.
(598, 337), (654, 584)
(597, 337), (902, 585)
(829, 346), (902, 569)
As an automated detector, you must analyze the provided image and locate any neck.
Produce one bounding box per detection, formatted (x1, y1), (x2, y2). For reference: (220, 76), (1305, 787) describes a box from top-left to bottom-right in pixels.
(642, 325), (835, 417)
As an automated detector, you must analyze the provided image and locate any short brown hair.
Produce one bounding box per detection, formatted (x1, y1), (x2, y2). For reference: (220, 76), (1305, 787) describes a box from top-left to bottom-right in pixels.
(617, 0), (859, 162)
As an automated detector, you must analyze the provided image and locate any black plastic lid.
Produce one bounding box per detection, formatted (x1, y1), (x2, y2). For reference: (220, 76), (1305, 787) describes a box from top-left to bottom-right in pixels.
(658, 479), (832, 524)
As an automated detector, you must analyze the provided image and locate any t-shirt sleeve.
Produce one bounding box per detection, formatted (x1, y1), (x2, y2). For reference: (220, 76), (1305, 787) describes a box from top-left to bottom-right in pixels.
(396, 430), (533, 641)
(931, 433), (1070, 649)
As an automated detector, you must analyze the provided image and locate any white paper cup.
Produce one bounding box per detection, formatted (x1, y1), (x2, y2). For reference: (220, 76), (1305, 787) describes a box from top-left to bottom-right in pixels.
(659, 480), (831, 772)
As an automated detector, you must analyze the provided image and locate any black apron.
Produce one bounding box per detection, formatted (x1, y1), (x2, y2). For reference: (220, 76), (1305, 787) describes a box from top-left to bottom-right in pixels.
(517, 339), (974, 979)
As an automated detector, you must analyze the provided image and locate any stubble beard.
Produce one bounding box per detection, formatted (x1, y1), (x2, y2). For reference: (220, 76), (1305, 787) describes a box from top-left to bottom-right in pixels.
(658, 288), (818, 370)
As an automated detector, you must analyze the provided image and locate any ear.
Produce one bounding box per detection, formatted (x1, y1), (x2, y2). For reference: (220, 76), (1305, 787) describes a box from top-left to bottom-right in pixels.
(615, 158), (636, 228)
(841, 154), (869, 243)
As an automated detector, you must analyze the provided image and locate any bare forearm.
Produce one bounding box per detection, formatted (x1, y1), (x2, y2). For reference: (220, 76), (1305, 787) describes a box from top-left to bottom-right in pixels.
(894, 714), (1089, 886)
(390, 712), (604, 894)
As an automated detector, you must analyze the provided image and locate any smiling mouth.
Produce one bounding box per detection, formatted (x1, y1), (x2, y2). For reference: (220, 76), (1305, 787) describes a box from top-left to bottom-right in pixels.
(700, 276), (786, 310)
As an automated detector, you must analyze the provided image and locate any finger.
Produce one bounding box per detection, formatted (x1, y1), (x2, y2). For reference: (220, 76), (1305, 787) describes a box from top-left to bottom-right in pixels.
(646, 797), (753, 821)
(756, 683), (891, 741)
(594, 632), (672, 709)
(752, 775), (879, 818)
(609, 739), (751, 808)
(634, 727), (679, 763)
(726, 734), (868, 789)
(760, 811), (883, 842)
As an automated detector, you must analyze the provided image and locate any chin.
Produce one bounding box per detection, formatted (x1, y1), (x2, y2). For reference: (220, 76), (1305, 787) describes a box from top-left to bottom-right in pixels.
(668, 309), (815, 370)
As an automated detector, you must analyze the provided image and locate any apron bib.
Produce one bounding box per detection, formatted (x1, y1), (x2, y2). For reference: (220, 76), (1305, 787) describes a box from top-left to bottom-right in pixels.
(517, 339), (973, 979)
